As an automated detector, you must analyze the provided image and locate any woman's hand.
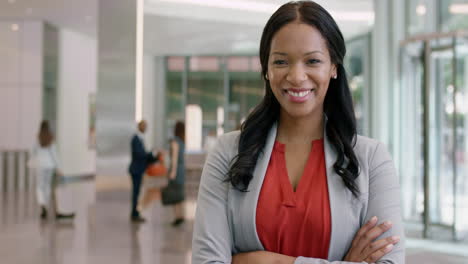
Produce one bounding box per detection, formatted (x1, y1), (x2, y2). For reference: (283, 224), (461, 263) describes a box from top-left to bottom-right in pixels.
(232, 251), (295, 264)
(169, 171), (176, 180)
(232, 252), (252, 264)
(344, 216), (400, 263)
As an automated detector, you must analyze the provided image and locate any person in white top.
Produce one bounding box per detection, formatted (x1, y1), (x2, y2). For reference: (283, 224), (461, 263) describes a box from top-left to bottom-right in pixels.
(30, 120), (74, 220)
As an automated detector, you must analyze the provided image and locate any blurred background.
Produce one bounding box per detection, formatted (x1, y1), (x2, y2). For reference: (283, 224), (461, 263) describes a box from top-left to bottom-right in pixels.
(1, 0), (468, 263)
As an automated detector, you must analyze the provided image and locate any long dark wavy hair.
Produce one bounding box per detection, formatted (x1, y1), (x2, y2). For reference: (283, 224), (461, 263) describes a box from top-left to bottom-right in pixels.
(226, 1), (360, 196)
(174, 121), (185, 143)
(38, 120), (54, 147)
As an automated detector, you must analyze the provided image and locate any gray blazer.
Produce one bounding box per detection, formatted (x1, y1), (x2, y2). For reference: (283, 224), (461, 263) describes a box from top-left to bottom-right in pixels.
(192, 123), (405, 264)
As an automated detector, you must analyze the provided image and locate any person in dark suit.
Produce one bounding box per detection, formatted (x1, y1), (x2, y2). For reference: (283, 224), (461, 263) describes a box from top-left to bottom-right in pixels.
(129, 120), (160, 222)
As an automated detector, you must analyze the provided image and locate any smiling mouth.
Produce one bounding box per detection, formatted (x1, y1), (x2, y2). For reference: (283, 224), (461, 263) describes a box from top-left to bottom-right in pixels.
(284, 89), (315, 97)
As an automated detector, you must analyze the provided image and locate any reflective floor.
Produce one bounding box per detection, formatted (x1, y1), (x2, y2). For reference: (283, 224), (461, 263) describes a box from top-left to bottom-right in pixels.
(1, 178), (467, 264)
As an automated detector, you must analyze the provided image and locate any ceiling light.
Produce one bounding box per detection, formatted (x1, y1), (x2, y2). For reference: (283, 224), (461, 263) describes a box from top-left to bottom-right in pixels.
(155, 0), (276, 13)
(11, 24), (19, 31)
(416, 4), (426, 15)
(8, 0), (16, 3)
(449, 4), (468, 14)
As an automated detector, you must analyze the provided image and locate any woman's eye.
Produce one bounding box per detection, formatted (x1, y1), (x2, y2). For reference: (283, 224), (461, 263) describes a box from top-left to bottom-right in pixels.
(307, 59), (321, 64)
(272, 60), (287, 65)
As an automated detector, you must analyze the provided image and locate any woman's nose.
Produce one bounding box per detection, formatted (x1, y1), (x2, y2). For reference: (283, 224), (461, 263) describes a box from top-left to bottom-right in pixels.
(286, 64), (307, 85)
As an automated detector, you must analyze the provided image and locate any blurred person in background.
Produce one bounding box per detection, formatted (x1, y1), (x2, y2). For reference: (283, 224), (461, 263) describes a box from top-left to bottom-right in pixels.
(129, 120), (162, 222)
(192, 1), (404, 264)
(168, 121), (186, 226)
(30, 120), (75, 220)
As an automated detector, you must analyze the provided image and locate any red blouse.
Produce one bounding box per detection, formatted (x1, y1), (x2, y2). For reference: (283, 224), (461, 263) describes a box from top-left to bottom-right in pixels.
(256, 139), (331, 258)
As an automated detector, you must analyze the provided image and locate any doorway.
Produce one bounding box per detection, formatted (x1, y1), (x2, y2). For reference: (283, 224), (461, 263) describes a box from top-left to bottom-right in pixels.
(399, 32), (468, 241)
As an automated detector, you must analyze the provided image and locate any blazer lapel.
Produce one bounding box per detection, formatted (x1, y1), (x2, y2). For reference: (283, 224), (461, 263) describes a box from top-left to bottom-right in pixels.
(324, 125), (350, 260)
(240, 123), (277, 251)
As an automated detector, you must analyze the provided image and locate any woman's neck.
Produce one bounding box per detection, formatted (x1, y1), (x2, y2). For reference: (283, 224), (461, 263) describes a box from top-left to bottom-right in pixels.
(276, 110), (324, 145)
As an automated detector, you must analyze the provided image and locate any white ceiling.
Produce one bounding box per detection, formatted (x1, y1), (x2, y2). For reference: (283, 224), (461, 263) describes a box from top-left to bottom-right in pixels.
(143, 0), (374, 55)
(144, 14), (263, 55)
(0, 0), (373, 55)
(0, 0), (97, 36)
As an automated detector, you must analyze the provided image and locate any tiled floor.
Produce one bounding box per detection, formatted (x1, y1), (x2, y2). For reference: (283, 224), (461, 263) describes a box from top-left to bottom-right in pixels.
(1, 179), (467, 264)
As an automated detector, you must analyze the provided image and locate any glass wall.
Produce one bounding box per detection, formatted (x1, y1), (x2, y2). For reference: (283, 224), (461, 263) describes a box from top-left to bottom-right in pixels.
(166, 56), (185, 137)
(407, 0), (434, 36)
(164, 55), (263, 153)
(441, 0), (468, 32)
(345, 33), (372, 136)
(407, 0), (468, 36)
(226, 56), (263, 132)
(187, 56), (224, 151)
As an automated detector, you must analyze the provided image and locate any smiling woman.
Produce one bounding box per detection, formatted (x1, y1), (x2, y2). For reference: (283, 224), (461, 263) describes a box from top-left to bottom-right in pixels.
(192, 1), (405, 264)
(267, 23), (336, 118)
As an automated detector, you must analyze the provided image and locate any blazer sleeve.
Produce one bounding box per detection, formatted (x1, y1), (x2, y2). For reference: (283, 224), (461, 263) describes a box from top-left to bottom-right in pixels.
(132, 136), (144, 159)
(363, 142), (405, 263)
(146, 152), (157, 164)
(132, 136), (155, 163)
(294, 142), (405, 264)
(192, 134), (234, 264)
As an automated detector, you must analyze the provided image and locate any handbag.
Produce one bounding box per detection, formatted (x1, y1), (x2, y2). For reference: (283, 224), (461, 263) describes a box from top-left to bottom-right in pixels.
(161, 181), (184, 206)
(146, 156), (167, 177)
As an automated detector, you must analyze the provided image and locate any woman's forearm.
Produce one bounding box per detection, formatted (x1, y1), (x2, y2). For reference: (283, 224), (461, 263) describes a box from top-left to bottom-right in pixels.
(170, 141), (179, 179)
(232, 251), (296, 264)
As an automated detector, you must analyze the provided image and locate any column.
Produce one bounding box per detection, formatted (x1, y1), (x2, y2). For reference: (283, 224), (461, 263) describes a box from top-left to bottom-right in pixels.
(96, 0), (137, 177)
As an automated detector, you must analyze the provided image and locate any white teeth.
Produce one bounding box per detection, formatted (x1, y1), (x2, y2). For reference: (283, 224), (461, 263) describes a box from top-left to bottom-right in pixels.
(287, 90), (310, 97)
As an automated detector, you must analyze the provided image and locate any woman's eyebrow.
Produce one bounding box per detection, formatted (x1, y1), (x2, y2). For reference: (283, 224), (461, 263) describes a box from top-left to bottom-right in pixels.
(271, 52), (288, 56)
(304, 51), (324, 55)
(270, 51), (324, 56)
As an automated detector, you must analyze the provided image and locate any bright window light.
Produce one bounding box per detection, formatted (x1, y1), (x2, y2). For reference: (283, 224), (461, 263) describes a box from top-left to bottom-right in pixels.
(11, 24), (19, 31)
(186, 104), (202, 151)
(416, 4), (426, 16)
(217, 106), (224, 136)
(449, 4), (468, 14)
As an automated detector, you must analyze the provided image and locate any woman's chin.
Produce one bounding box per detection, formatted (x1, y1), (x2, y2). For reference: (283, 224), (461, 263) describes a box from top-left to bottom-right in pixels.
(282, 106), (320, 119)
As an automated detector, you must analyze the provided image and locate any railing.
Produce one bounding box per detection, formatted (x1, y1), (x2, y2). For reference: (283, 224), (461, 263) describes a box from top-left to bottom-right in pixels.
(0, 150), (34, 193)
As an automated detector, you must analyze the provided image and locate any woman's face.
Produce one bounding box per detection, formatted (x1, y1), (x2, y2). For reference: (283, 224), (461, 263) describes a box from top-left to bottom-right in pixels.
(267, 22), (336, 119)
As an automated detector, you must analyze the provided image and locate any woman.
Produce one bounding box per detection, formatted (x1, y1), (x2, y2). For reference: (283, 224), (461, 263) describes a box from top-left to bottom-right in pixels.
(168, 121), (186, 226)
(31, 120), (74, 220)
(192, 1), (404, 264)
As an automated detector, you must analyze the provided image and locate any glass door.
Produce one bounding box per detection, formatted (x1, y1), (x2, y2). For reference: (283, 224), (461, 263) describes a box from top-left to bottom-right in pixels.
(453, 38), (468, 240)
(427, 39), (457, 238)
(400, 40), (425, 225)
(399, 34), (468, 241)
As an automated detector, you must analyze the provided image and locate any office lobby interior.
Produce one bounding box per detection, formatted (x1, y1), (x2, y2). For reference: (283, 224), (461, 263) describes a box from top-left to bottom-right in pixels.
(1, 0), (468, 263)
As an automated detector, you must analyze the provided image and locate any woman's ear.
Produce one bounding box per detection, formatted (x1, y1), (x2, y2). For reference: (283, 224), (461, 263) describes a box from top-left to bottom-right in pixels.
(331, 64), (338, 79)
